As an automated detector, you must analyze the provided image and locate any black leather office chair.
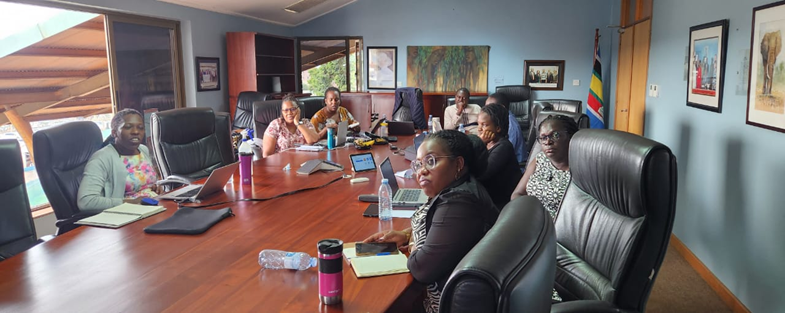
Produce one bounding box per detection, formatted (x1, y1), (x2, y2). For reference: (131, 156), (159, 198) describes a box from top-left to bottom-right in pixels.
(253, 100), (283, 138)
(440, 196), (556, 313)
(0, 139), (39, 260)
(234, 91), (269, 130)
(526, 111), (589, 165)
(150, 107), (234, 181)
(297, 96), (324, 119)
(551, 129), (677, 313)
(496, 85), (532, 134)
(34, 121), (103, 235)
(140, 92), (176, 112)
(532, 99), (581, 114)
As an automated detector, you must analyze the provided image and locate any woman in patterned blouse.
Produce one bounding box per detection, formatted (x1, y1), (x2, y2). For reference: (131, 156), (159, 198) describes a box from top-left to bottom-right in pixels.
(262, 94), (320, 157)
(511, 114), (579, 219)
(309, 87), (360, 139)
(77, 109), (163, 210)
(363, 130), (498, 313)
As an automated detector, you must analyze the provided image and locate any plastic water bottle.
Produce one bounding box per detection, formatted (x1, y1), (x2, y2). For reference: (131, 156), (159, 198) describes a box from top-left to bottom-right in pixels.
(427, 114), (433, 133)
(258, 249), (317, 270)
(238, 138), (253, 185)
(379, 114), (389, 137)
(458, 123), (466, 134)
(379, 179), (393, 221)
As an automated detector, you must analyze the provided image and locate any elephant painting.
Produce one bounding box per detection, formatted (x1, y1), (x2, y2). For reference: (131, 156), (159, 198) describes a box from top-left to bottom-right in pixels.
(760, 30), (782, 96)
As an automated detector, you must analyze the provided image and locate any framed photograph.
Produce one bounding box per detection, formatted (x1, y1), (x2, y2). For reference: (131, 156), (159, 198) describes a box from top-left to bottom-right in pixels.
(524, 60), (565, 90)
(747, 1), (785, 132)
(196, 57), (220, 91)
(367, 47), (397, 89)
(687, 19), (729, 112)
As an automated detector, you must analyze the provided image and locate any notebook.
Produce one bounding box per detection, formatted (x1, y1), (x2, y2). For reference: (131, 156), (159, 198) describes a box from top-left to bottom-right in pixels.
(350, 253), (409, 278)
(75, 203), (166, 228)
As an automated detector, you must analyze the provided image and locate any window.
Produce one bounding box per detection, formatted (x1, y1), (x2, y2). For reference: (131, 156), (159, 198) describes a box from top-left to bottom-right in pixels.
(298, 37), (363, 96)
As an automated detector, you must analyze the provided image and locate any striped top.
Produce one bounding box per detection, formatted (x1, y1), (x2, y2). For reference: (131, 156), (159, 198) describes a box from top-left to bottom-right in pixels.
(310, 106), (357, 132)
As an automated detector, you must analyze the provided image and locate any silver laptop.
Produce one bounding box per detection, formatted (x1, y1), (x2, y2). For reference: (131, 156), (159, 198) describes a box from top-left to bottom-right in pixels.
(157, 162), (239, 201)
(317, 120), (349, 148)
(379, 157), (428, 207)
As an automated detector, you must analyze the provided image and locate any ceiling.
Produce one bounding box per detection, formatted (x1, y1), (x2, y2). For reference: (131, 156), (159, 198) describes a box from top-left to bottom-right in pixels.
(157, 0), (356, 27)
(0, 16), (111, 125)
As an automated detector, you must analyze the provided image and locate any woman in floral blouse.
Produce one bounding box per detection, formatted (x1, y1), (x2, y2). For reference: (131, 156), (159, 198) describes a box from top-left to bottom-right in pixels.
(262, 94), (320, 157)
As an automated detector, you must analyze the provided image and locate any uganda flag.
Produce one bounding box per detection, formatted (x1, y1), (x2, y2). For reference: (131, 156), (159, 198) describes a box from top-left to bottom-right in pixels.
(587, 45), (605, 129)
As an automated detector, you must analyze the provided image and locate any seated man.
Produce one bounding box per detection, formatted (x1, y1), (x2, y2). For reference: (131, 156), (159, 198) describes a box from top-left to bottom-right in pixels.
(486, 93), (526, 165)
(444, 88), (481, 135)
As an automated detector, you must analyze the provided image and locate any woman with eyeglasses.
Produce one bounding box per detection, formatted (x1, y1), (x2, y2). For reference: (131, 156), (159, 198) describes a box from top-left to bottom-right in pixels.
(475, 103), (523, 210)
(262, 94), (320, 157)
(363, 130), (498, 313)
(511, 114), (579, 219)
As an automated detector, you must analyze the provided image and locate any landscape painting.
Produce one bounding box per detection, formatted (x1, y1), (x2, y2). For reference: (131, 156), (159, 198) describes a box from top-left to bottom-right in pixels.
(407, 46), (489, 93)
(748, 2), (785, 132)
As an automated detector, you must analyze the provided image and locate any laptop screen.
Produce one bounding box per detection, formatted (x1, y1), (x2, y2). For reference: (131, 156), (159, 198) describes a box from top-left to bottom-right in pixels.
(378, 157), (399, 194)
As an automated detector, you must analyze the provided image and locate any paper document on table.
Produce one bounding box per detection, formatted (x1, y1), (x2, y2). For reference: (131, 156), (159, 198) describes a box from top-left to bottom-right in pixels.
(392, 209), (415, 218)
(296, 145), (323, 152)
(395, 169), (413, 178)
(350, 253), (409, 278)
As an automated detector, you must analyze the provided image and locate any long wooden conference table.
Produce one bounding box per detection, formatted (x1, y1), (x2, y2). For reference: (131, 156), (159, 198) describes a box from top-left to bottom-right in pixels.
(0, 136), (421, 312)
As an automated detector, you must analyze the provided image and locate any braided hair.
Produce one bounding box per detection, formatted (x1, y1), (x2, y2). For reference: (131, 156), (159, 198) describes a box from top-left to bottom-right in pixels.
(324, 87), (341, 102)
(538, 114), (579, 135)
(480, 103), (509, 138)
(110, 109), (143, 135)
(426, 130), (482, 177)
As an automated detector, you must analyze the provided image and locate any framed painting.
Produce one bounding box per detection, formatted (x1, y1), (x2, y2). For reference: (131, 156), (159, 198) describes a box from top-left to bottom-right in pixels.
(747, 1), (785, 132)
(407, 46), (489, 93)
(367, 46), (397, 90)
(196, 57), (220, 91)
(687, 19), (729, 112)
(524, 60), (565, 90)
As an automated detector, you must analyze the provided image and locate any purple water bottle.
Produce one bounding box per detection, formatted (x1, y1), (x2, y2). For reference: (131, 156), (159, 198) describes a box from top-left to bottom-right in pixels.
(238, 138), (253, 185)
(318, 238), (343, 305)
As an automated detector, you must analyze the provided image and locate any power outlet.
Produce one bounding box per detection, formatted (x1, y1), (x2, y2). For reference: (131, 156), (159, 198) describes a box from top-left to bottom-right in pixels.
(573, 79), (580, 86)
(649, 84), (659, 98)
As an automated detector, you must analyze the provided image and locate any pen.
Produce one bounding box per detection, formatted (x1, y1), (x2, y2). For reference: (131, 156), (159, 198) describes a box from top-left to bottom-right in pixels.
(376, 252), (391, 256)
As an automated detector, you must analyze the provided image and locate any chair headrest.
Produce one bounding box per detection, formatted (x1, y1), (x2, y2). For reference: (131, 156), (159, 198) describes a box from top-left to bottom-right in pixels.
(568, 129), (673, 218)
(152, 108), (216, 145)
(33, 121), (102, 171)
(495, 85), (531, 102)
(0, 139), (23, 191)
(253, 100), (283, 123)
(534, 99), (582, 113)
(237, 91), (269, 111)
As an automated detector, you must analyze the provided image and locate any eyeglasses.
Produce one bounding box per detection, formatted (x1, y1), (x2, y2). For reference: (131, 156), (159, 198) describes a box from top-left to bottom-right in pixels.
(282, 107), (298, 113)
(411, 154), (456, 173)
(537, 131), (565, 144)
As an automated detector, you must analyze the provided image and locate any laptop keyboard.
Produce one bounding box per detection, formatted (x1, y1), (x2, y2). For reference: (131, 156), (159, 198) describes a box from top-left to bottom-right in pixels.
(178, 187), (202, 198)
(397, 189), (421, 202)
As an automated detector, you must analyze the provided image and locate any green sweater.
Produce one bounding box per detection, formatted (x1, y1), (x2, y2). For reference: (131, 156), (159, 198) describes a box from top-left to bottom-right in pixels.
(76, 144), (153, 211)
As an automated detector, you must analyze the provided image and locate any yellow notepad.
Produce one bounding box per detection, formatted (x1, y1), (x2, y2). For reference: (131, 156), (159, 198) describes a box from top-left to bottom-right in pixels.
(75, 203), (166, 228)
(350, 253), (409, 278)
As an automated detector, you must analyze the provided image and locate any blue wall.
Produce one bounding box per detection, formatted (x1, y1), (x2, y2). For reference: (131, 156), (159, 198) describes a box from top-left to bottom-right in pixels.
(646, 1), (785, 312)
(40, 0), (292, 113)
(294, 0), (619, 115)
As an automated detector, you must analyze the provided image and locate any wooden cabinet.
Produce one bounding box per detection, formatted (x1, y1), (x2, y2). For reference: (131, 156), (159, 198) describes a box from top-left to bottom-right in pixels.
(226, 32), (297, 118)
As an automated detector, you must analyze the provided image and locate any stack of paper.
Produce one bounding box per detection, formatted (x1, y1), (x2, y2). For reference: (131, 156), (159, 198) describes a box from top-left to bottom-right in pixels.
(76, 203), (166, 228)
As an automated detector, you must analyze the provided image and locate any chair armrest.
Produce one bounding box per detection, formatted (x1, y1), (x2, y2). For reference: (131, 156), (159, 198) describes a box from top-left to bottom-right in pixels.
(551, 300), (634, 313)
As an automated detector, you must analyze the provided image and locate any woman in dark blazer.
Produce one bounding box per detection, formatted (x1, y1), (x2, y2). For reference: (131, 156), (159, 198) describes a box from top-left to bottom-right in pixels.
(363, 130), (498, 313)
(475, 103), (523, 210)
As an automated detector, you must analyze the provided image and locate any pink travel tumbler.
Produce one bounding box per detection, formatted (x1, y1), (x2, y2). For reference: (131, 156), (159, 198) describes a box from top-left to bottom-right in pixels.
(318, 239), (343, 305)
(238, 138), (252, 185)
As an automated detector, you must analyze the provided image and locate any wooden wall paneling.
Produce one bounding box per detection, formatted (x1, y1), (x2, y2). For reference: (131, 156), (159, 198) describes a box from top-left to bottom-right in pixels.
(341, 93), (372, 130)
(628, 20), (652, 135)
(615, 27), (635, 132)
(226, 32), (257, 119)
(370, 93), (395, 119)
(422, 94), (448, 126)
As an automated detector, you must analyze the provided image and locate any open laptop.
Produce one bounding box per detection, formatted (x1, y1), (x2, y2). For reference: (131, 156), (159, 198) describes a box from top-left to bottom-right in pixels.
(404, 133), (427, 161)
(379, 157), (428, 207)
(317, 120), (349, 147)
(157, 162), (240, 201)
